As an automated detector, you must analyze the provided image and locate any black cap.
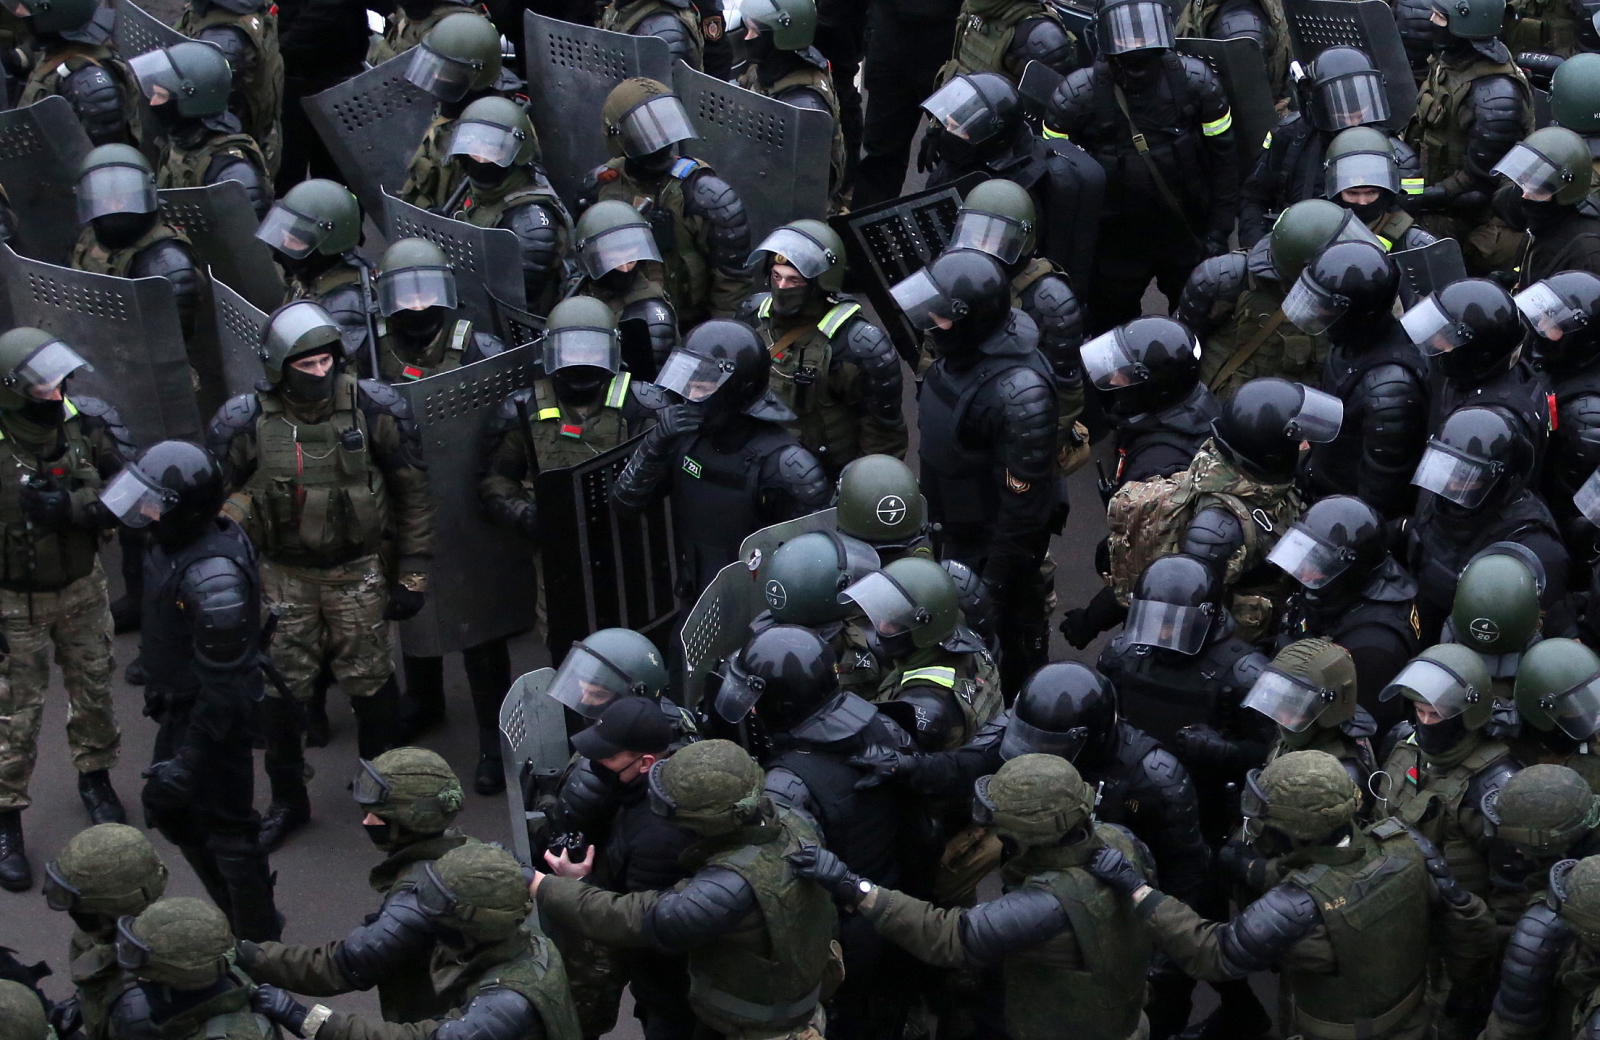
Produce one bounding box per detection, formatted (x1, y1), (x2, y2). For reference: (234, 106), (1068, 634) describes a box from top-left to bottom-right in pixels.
(571, 696), (674, 760)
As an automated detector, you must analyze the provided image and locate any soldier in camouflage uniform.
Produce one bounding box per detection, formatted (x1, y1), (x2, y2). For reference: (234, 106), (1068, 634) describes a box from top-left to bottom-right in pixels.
(0, 981), (48, 1040)
(396, 13), (511, 216)
(935, 0), (1073, 85)
(129, 40), (272, 219)
(207, 300), (434, 853)
(14, 0), (138, 146)
(1482, 858), (1600, 1040)
(570, 201), (676, 377)
(600, 0), (703, 69)
(368, 0), (472, 64)
(176, 0), (284, 175)
(255, 179), (375, 367)
(110, 898), (275, 1040)
(0, 329), (133, 893)
(737, 0), (849, 207)
(1480, 764), (1600, 925)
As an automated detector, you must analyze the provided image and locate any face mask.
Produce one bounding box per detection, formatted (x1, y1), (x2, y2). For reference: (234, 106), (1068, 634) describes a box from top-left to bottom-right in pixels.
(1517, 195), (1568, 233)
(20, 398), (64, 427)
(589, 759), (631, 791)
(461, 157), (511, 191)
(769, 284), (810, 318)
(1340, 196), (1388, 225)
(553, 367), (607, 404)
(596, 266), (636, 294)
(1110, 50), (1163, 85)
(630, 145), (677, 177)
(363, 821), (393, 848)
(939, 129), (977, 166)
(91, 211), (156, 250)
(1415, 711), (1468, 755)
(865, 625), (916, 663)
(745, 30), (777, 68)
(283, 362), (336, 403)
(390, 307), (445, 344)
(276, 250), (336, 282)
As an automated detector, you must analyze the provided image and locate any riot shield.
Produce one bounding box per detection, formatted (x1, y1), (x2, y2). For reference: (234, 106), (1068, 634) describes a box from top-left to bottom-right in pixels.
(159, 182), (285, 312)
(489, 293), (547, 349)
(498, 667), (571, 867)
(114, 0), (186, 59)
(395, 347), (541, 657)
(1045, 0), (1095, 65)
(1176, 37), (1276, 163)
(207, 274), (268, 396)
(1018, 59), (1066, 110)
(672, 62), (832, 245)
(0, 97), (93, 264)
(535, 434), (677, 661)
(302, 52), (435, 222)
(679, 558), (762, 708)
(381, 191), (528, 333)
(1281, 0), (1416, 131)
(523, 11), (671, 207)
(0, 245), (197, 444)
(1392, 238), (1467, 309)
(736, 507), (839, 574)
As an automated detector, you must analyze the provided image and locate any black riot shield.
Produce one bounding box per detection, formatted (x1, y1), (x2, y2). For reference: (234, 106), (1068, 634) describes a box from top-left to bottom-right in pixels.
(114, 0), (186, 58)
(535, 434), (677, 662)
(395, 348), (541, 657)
(0, 97), (93, 264)
(1018, 58), (1066, 110)
(159, 182), (285, 312)
(523, 11), (672, 208)
(1392, 238), (1467, 309)
(302, 53), (435, 222)
(498, 667), (571, 867)
(672, 63), (832, 245)
(381, 191), (528, 333)
(207, 274), (268, 396)
(0, 245), (197, 444)
(679, 558), (762, 708)
(490, 293), (547, 349)
(1176, 37), (1276, 163)
(736, 508), (840, 575)
(1282, 0), (1416, 131)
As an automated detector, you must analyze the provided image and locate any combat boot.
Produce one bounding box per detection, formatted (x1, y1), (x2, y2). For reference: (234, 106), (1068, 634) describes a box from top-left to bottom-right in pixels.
(0, 810), (31, 891)
(78, 769), (126, 824)
(259, 788), (310, 853)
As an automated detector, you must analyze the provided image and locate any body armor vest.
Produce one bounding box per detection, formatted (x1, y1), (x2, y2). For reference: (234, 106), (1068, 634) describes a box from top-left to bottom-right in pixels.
(140, 518), (258, 704)
(70, 222), (188, 277)
(1099, 633), (1261, 744)
(176, 6), (283, 172)
(1084, 56), (1210, 220)
(1409, 56), (1532, 185)
(1370, 207), (1421, 250)
(156, 131), (267, 191)
(602, 0), (704, 66)
(768, 745), (906, 885)
(1267, 723), (1378, 797)
(595, 157), (712, 320)
(1199, 273), (1328, 395)
(875, 643), (1002, 749)
(940, 0), (1065, 83)
(19, 43), (138, 131)
(445, 931), (582, 1040)
(1309, 336), (1429, 497)
(377, 317), (473, 383)
(70, 932), (134, 1040)
(290, 262), (362, 304)
(1083, 726), (1161, 827)
(153, 971), (272, 1040)
(525, 375), (633, 470)
(1381, 732), (1515, 894)
(1409, 491), (1558, 623)
(1013, 258), (1086, 425)
(755, 294), (864, 467)
(369, 3), (456, 63)
(0, 401), (102, 591)
(670, 421), (796, 591)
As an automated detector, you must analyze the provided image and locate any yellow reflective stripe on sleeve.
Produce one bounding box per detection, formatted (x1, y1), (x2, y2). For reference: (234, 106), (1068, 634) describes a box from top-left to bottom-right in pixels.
(1042, 126), (1070, 140)
(62, 398), (78, 420)
(1202, 109), (1233, 136)
(1401, 178), (1425, 195)
(603, 371), (632, 409)
(1261, 131), (1272, 149)
(902, 666), (957, 688)
(758, 296), (773, 320)
(817, 301), (862, 338)
(537, 406), (561, 421)
(1378, 235), (1394, 250)
(449, 320), (471, 352)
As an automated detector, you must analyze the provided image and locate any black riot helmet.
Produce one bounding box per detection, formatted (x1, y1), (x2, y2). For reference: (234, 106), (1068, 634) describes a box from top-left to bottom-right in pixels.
(1282, 241), (1399, 343)
(1308, 46), (1392, 131)
(1413, 406), (1530, 513)
(99, 440), (226, 553)
(1211, 377), (1344, 482)
(1002, 663), (1120, 766)
(1516, 270), (1600, 371)
(1401, 277), (1525, 384)
(656, 319), (785, 421)
(1081, 316), (1202, 419)
(1125, 553), (1224, 656)
(892, 249), (1012, 358)
(1096, 0), (1175, 54)
(920, 72), (1021, 157)
(1268, 494), (1387, 607)
(713, 624), (877, 743)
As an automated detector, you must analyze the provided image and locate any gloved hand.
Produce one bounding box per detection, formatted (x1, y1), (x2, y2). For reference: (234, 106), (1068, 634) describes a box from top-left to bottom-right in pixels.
(1449, 189), (1488, 215)
(1403, 184), (1450, 215)
(20, 484), (72, 527)
(1203, 229), (1232, 258)
(786, 845), (870, 908)
(251, 985), (311, 1037)
(235, 941), (262, 970)
(1087, 846), (1149, 897)
(916, 125), (942, 173)
(512, 500), (539, 542)
(1409, 826), (1471, 907)
(49, 995), (82, 1038)
(141, 756), (197, 815)
(1217, 838), (1275, 891)
(849, 745), (919, 791)
(1171, 723), (1238, 767)
(384, 583), (426, 621)
(653, 402), (704, 440)
(1059, 585), (1125, 650)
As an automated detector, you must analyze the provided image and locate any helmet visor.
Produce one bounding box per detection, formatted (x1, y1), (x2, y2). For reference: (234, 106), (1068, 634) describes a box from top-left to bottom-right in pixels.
(547, 643), (644, 718)
(839, 569), (929, 637)
(1379, 657), (1480, 718)
(1326, 150), (1401, 196)
(1240, 768), (1270, 839)
(949, 210), (1028, 265)
(889, 268), (958, 330)
(1282, 273), (1352, 337)
(76, 163), (156, 222)
(1123, 596), (1211, 655)
(404, 41), (479, 102)
(115, 916), (153, 972)
(542, 326), (621, 374)
(1080, 328), (1147, 391)
(128, 47), (182, 105)
(12, 340), (91, 396)
(749, 226), (835, 281)
(617, 94), (697, 157)
(1493, 142), (1570, 201)
(656, 347), (735, 402)
(1098, 0), (1175, 52)
(414, 863), (460, 917)
(446, 119), (524, 167)
(255, 203), (330, 260)
(921, 77), (997, 142)
(352, 758), (391, 806)
(1515, 280), (1589, 341)
(1411, 439), (1499, 508)
(265, 301), (341, 360)
(377, 267), (457, 315)
(712, 651), (765, 723)
(1288, 386), (1344, 443)
(997, 711), (1091, 762)
(98, 466), (173, 529)
(1540, 670), (1600, 740)
(1319, 70), (1390, 128)
(971, 774), (998, 826)
(579, 223), (662, 280)
(1576, 466), (1600, 526)
(42, 860), (82, 912)
(1243, 666), (1335, 732)
(1400, 294), (1475, 355)
(1266, 523), (1355, 589)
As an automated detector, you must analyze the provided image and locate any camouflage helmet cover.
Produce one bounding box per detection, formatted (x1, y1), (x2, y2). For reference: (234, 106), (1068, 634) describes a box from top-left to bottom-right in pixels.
(650, 739), (764, 836)
(425, 843), (531, 942)
(122, 897), (235, 990)
(361, 747), (465, 835)
(1251, 749), (1361, 842)
(977, 753), (1093, 846)
(1555, 854), (1600, 944)
(1489, 764), (1600, 855)
(0, 981), (47, 1040)
(47, 823), (169, 918)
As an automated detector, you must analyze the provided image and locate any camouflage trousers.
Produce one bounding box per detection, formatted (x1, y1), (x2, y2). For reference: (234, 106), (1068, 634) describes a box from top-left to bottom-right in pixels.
(0, 561), (118, 810)
(261, 554), (392, 702)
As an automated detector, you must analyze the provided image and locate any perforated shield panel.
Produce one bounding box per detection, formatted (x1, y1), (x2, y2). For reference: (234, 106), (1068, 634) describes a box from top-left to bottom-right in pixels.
(302, 52), (435, 221)
(159, 182), (285, 311)
(207, 274), (268, 396)
(1393, 238), (1467, 310)
(1282, 0), (1417, 130)
(1176, 37), (1277, 163)
(114, 0), (187, 60)
(381, 191), (527, 333)
(497, 667), (567, 866)
(0, 97), (93, 264)
(679, 558), (759, 708)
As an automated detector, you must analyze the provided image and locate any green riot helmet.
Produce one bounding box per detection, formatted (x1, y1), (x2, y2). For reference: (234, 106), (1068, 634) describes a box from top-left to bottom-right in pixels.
(759, 530), (881, 626)
(1268, 198), (1383, 284)
(748, 219), (847, 295)
(116, 897), (234, 990)
(352, 747), (465, 845)
(839, 555), (958, 658)
(1516, 638), (1600, 741)
(834, 454), (928, 551)
(1324, 126), (1402, 197)
(646, 739), (765, 836)
(951, 179), (1037, 267)
(406, 12), (501, 101)
(129, 41), (233, 121)
(1451, 552), (1541, 654)
(259, 300), (341, 384)
(1494, 127), (1594, 206)
(1380, 642), (1495, 732)
(0, 981), (47, 1040)
(1242, 749), (1361, 848)
(1485, 764), (1600, 862)
(255, 179), (361, 259)
(13, 0), (98, 36)
(1433, 0), (1508, 42)
(44, 823), (168, 920)
(575, 200), (663, 281)
(1552, 855), (1600, 946)
(601, 78), (698, 160)
(972, 754), (1094, 850)
(75, 144), (157, 222)
(741, 0), (817, 50)
(1244, 637), (1358, 736)
(0, 328), (91, 410)
(446, 95), (541, 171)
(377, 237), (458, 318)
(546, 627), (670, 718)
(1552, 53), (1600, 135)
(542, 295), (621, 378)
(414, 844), (530, 944)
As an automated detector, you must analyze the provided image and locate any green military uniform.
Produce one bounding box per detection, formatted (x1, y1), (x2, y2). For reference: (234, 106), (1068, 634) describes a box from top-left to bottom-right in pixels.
(376, 317), (478, 384)
(1175, 0), (1290, 94)
(368, 2), (461, 64)
(155, 131), (270, 194)
(174, 6), (284, 174)
(287, 262), (363, 306)
(601, 0), (703, 69)
(937, 0), (1069, 84)
(481, 373), (641, 481)
(1503, 0), (1579, 58)
(736, 64), (847, 208)
(153, 968), (274, 1040)
(1483, 856), (1600, 1040)
(116, 899), (273, 1040)
(18, 43), (139, 143)
(1196, 266), (1329, 399)
(875, 643), (1001, 751)
(1379, 729), (1517, 897)
(69, 222), (192, 278)
(1369, 208), (1427, 252)
(398, 114), (463, 215)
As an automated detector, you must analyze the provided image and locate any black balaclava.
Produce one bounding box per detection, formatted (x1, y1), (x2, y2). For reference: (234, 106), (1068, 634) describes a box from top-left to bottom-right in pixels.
(91, 211), (157, 250)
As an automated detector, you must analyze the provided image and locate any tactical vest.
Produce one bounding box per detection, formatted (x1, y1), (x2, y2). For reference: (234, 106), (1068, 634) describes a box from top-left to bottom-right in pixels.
(156, 131), (267, 192)
(1012, 258), (1086, 426)
(1309, 337), (1429, 498)
(1099, 632), (1261, 744)
(1503, 0), (1579, 58)
(940, 0), (1065, 83)
(1370, 208), (1421, 251)
(602, 0), (704, 67)
(377, 317), (473, 383)
(767, 745), (906, 885)
(1199, 274), (1328, 396)
(1175, 0), (1290, 91)
(1267, 724), (1378, 796)
(290, 262), (362, 305)
(1381, 732), (1515, 895)
(738, 62), (847, 197)
(176, 6), (283, 172)
(0, 401), (103, 591)
(19, 43), (139, 135)
(450, 931), (582, 1040)
(369, 3), (456, 64)
(70, 222), (188, 278)
(140, 518), (258, 703)
(241, 376), (390, 567)
(875, 644), (1002, 750)
(154, 970), (272, 1040)
(525, 374), (632, 470)
(1281, 820), (1433, 1037)
(401, 113), (460, 214)
(595, 157), (713, 319)
(1086, 726), (1162, 828)
(755, 294), (863, 467)
(457, 179), (574, 315)
(1409, 56), (1533, 186)
(670, 422), (796, 591)
(70, 932), (134, 1040)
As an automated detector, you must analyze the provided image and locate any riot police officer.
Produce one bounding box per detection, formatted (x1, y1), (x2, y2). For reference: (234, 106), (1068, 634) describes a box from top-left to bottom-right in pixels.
(612, 320), (829, 600)
(741, 220), (905, 476)
(14, 0), (137, 146)
(1552, 52), (1600, 195)
(0, 330), (131, 892)
(1444, 548), (1544, 701)
(99, 440), (280, 940)
(600, 0), (702, 68)
(747, 529), (882, 697)
(581, 78), (749, 326)
(175, 0), (283, 175)
(372, 238), (503, 385)
(1323, 126), (1437, 251)
(255, 179), (373, 364)
(570, 201), (676, 377)
(1043, 0), (1237, 329)
(207, 302), (433, 852)
(1293, 240), (1431, 516)
(368, 0), (471, 62)
(1520, 271), (1600, 540)
(936, 0), (1072, 85)
(1493, 127), (1600, 287)
(893, 248), (1058, 690)
(1482, 854), (1600, 1040)
(1174, 0), (1288, 94)
(1514, 638), (1600, 783)
(737, 0), (848, 206)
(129, 40), (272, 219)
(113, 897), (275, 1040)
(397, 13), (511, 215)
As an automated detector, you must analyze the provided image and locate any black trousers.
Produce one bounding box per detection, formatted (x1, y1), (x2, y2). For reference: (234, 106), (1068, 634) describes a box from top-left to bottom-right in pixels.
(854, 6), (956, 208)
(1088, 213), (1207, 333)
(814, 7), (867, 191)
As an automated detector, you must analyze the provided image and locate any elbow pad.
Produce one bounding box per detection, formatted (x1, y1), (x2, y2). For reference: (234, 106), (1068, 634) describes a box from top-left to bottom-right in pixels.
(957, 887), (1072, 965)
(1218, 884), (1319, 976)
(1179, 506), (1245, 568)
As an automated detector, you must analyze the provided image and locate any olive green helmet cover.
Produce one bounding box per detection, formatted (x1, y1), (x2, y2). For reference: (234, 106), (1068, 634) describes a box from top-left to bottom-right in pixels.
(0, 981), (48, 1040)
(1555, 854), (1600, 945)
(878, 556), (959, 648)
(430, 843), (531, 942)
(49, 823), (168, 918)
(1491, 764), (1600, 856)
(1255, 749), (1361, 842)
(0, 328), (87, 411)
(126, 897), (235, 990)
(601, 78), (691, 159)
(1270, 198), (1356, 283)
(981, 753), (1093, 848)
(259, 300), (342, 383)
(750, 218), (847, 294)
(1501, 126), (1594, 206)
(420, 12), (503, 93)
(960, 178), (1039, 258)
(276, 179), (362, 256)
(1515, 637), (1600, 735)
(654, 739), (765, 836)
(1269, 637), (1359, 738)
(1383, 642), (1495, 730)
(454, 95), (541, 167)
(365, 747), (465, 835)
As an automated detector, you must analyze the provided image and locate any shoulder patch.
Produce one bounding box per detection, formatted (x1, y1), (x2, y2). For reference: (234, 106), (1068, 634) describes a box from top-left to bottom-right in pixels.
(597, 167), (621, 183)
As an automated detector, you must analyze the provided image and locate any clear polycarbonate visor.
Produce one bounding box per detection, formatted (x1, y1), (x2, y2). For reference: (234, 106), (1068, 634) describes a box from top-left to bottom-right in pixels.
(1243, 667), (1337, 732)
(1123, 596), (1211, 655)
(713, 650), (764, 723)
(1494, 142), (1571, 201)
(547, 643), (643, 718)
(377, 266), (458, 315)
(1080, 328), (1148, 391)
(99, 466), (174, 529)
(1576, 466), (1600, 525)
(351, 758), (391, 805)
(921, 77), (997, 142)
(1411, 439), (1500, 508)
(1099, 1), (1175, 53)
(1288, 386), (1343, 443)
(749, 226), (834, 280)
(1516, 281), (1589, 342)
(890, 268), (960, 330)
(265, 301), (341, 359)
(255, 202), (330, 259)
(1379, 657), (1481, 719)
(617, 94), (698, 157)
(1537, 669), (1600, 740)
(1266, 524), (1355, 589)
(128, 47), (182, 105)
(76, 163), (157, 222)
(839, 569), (931, 637)
(1318, 70), (1390, 128)
(1326, 149), (1401, 196)
(11, 340), (91, 396)
(446, 120), (524, 167)
(949, 210), (1029, 265)
(1401, 294), (1475, 355)
(997, 712), (1091, 762)
(543, 325), (621, 374)
(404, 41), (480, 102)
(578, 222), (662, 280)
(1282, 273), (1351, 337)
(656, 347), (735, 402)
